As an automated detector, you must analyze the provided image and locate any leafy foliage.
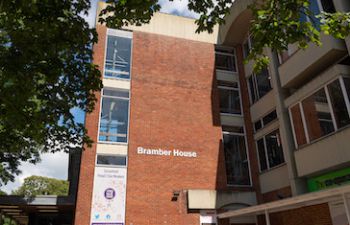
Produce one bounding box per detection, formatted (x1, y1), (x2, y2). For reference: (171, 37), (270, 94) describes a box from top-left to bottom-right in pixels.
(12, 175), (69, 197)
(0, 0), (102, 185)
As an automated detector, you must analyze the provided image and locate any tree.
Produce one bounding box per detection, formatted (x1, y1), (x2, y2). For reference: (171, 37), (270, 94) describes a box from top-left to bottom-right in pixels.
(1, 0), (349, 186)
(0, 0), (102, 185)
(12, 175), (69, 197)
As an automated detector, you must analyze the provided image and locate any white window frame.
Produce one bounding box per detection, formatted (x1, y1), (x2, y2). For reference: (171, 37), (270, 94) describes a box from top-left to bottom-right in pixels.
(103, 29), (133, 81)
(289, 76), (350, 148)
(247, 68), (273, 104)
(215, 47), (238, 73)
(218, 81), (243, 116)
(97, 87), (130, 145)
(95, 153), (128, 168)
(256, 129), (285, 173)
(222, 126), (252, 187)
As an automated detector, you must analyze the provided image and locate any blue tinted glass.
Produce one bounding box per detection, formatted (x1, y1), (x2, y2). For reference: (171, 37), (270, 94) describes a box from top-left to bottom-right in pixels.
(105, 35), (132, 79)
(309, 0), (321, 29)
(99, 95), (129, 143)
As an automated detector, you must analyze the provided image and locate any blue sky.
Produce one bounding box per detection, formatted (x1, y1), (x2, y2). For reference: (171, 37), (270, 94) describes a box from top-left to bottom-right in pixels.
(2, 0), (196, 194)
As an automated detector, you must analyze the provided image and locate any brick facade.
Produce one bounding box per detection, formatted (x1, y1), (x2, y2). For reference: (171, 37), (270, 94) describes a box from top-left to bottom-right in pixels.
(125, 31), (226, 225)
(74, 25), (106, 225)
(258, 203), (333, 225)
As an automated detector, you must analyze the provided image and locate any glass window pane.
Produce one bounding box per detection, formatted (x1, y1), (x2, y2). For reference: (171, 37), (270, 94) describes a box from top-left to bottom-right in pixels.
(344, 77), (350, 106)
(105, 35), (131, 79)
(309, 0), (321, 29)
(257, 139), (267, 172)
(97, 155), (127, 166)
(103, 88), (129, 98)
(256, 68), (272, 98)
(290, 104), (307, 146)
(262, 110), (277, 126)
(327, 79), (350, 129)
(222, 126), (244, 134)
(99, 95), (129, 143)
(302, 88), (334, 141)
(217, 80), (238, 88)
(248, 76), (257, 103)
(254, 120), (262, 132)
(265, 130), (285, 168)
(215, 53), (236, 72)
(243, 41), (250, 59)
(219, 88), (241, 114)
(320, 0), (336, 13)
(223, 134), (250, 186)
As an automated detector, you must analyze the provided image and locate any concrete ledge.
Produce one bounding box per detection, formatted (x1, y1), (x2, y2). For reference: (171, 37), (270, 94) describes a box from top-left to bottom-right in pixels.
(187, 189), (257, 209)
(250, 91), (276, 122)
(285, 65), (350, 107)
(295, 126), (350, 177)
(259, 164), (290, 193)
(216, 70), (239, 83)
(220, 114), (244, 127)
(103, 78), (130, 90)
(96, 143), (128, 155)
(279, 34), (347, 88)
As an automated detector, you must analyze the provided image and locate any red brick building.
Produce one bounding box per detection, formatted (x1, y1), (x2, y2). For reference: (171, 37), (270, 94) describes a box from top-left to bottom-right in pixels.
(74, 1), (350, 225)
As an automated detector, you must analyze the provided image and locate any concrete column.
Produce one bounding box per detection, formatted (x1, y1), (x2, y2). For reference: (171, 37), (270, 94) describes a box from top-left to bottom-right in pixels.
(342, 193), (350, 225)
(266, 49), (308, 196)
(265, 210), (271, 225)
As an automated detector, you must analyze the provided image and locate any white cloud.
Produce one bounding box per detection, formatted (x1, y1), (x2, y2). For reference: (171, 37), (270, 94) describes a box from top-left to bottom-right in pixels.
(2, 152), (69, 194)
(159, 0), (199, 18)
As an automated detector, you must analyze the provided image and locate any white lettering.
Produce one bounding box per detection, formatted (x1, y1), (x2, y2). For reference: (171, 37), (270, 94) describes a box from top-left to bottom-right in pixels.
(136, 146), (197, 158)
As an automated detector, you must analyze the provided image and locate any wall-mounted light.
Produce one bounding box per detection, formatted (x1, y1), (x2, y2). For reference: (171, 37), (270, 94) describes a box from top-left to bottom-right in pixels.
(171, 191), (180, 201)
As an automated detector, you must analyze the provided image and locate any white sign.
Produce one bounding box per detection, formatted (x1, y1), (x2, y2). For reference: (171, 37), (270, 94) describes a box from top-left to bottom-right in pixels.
(90, 167), (127, 225)
(137, 147), (197, 158)
(200, 210), (217, 224)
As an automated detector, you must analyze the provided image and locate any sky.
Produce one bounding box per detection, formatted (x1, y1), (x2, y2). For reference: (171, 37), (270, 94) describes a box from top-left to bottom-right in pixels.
(2, 0), (196, 194)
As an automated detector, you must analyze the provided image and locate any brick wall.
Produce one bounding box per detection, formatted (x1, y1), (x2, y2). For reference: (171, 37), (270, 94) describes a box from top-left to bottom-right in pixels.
(73, 25), (106, 225)
(125, 31), (226, 225)
(258, 203), (333, 225)
(235, 44), (262, 200)
(262, 186), (292, 203)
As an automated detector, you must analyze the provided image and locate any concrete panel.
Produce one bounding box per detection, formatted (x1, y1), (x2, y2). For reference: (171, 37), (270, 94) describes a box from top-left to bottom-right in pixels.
(96, 143), (128, 155)
(295, 127), (350, 177)
(218, 0), (254, 45)
(254, 120), (279, 140)
(188, 189), (257, 209)
(250, 91), (276, 122)
(216, 70), (239, 83)
(220, 114), (244, 127)
(279, 34), (347, 88)
(285, 65), (350, 107)
(259, 164), (290, 193)
(244, 60), (254, 78)
(103, 78), (130, 90)
(97, 2), (218, 44)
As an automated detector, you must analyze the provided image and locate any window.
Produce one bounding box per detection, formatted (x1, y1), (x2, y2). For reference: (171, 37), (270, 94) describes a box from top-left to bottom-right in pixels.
(327, 79), (350, 129)
(222, 126), (250, 186)
(290, 77), (350, 148)
(97, 155), (127, 166)
(104, 35), (132, 79)
(254, 110), (278, 133)
(217, 80), (241, 115)
(302, 88), (334, 141)
(99, 88), (129, 143)
(243, 34), (253, 59)
(257, 130), (285, 172)
(248, 68), (272, 104)
(215, 48), (236, 72)
(320, 0), (336, 13)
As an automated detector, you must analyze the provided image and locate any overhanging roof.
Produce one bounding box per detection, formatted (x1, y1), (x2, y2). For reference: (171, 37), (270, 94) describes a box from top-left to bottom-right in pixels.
(218, 185), (350, 219)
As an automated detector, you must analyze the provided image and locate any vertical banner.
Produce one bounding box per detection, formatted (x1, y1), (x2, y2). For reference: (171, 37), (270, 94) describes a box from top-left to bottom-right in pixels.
(90, 167), (127, 225)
